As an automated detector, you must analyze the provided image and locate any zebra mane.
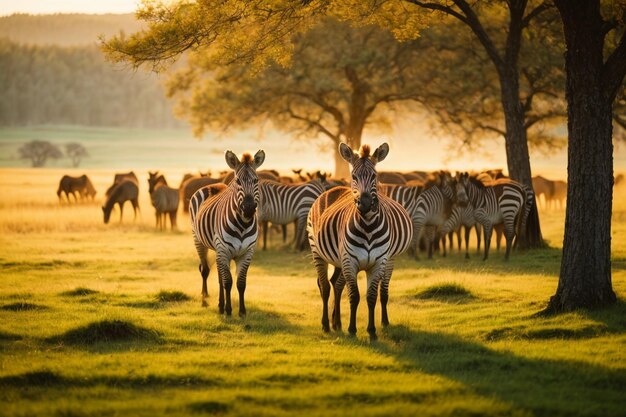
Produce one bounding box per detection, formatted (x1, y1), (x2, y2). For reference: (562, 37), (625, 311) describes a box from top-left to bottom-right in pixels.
(240, 153), (253, 164)
(359, 145), (371, 159)
(468, 175), (486, 189)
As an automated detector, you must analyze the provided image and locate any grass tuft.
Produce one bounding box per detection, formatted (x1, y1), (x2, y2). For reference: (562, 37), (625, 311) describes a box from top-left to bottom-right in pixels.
(1, 302), (48, 311)
(155, 290), (191, 302)
(415, 283), (474, 301)
(60, 287), (99, 297)
(187, 401), (230, 414)
(50, 319), (161, 345)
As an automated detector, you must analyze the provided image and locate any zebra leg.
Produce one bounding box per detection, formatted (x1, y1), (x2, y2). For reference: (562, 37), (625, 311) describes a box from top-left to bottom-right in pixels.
(483, 222), (493, 261)
(295, 216), (308, 251)
(216, 256), (233, 316)
(503, 219), (516, 261)
(456, 229), (462, 251)
(235, 248), (254, 317)
(343, 264), (360, 336)
(193, 237), (210, 301)
(425, 227), (436, 259)
(380, 260), (394, 327)
(262, 221), (268, 251)
(464, 225), (471, 259)
(475, 223), (482, 252)
(282, 224), (287, 243)
(329, 267), (344, 331)
(495, 224), (503, 251)
(313, 255), (331, 332)
(132, 199), (139, 222)
(365, 262), (386, 340)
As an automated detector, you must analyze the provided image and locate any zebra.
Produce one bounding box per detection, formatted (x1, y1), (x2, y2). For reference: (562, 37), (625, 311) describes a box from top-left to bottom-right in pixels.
(456, 172), (531, 260)
(258, 178), (328, 251)
(189, 150), (265, 316)
(411, 172), (467, 259)
(307, 142), (413, 339)
(439, 201), (482, 259)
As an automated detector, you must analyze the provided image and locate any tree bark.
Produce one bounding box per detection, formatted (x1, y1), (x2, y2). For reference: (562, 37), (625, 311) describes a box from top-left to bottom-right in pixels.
(547, 0), (617, 312)
(499, 66), (544, 248)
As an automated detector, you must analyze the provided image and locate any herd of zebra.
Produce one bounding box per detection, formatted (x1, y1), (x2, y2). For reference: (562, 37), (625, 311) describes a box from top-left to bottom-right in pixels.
(57, 143), (539, 338)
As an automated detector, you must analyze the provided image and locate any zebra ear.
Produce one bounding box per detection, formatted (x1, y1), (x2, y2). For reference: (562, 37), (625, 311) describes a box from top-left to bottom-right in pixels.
(372, 143), (389, 164)
(339, 143), (355, 164)
(225, 151), (240, 170)
(252, 150), (265, 169)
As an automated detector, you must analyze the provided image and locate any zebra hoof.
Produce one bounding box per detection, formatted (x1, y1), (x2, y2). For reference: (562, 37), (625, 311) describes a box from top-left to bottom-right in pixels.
(465, 254), (470, 260)
(322, 324), (330, 333)
(368, 331), (378, 341)
(201, 299), (208, 308)
(239, 310), (247, 318)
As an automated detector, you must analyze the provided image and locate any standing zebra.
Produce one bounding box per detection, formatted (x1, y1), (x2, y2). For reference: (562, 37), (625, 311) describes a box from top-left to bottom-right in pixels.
(190, 150), (265, 316)
(457, 172), (531, 260)
(440, 202), (481, 259)
(258, 178), (328, 251)
(412, 172), (467, 259)
(307, 143), (413, 339)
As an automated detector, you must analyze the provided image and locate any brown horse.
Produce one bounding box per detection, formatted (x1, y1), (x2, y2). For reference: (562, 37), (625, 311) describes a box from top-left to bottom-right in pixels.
(57, 174), (96, 203)
(105, 171), (139, 197)
(148, 172), (179, 230)
(102, 180), (139, 224)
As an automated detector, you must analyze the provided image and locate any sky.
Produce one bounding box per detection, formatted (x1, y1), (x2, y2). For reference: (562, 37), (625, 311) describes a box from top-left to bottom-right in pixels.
(0, 0), (138, 15)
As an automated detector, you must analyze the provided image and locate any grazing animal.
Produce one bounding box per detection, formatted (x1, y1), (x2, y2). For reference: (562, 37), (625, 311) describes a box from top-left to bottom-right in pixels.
(190, 150), (265, 316)
(148, 172), (179, 230)
(552, 180), (567, 210)
(532, 175), (556, 209)
(102, 180), (139, 224)
(307, 143), (413, 339)
(105, 171), (138, 197)
(57, 174), (96, 203)
(180, 177), (221, 213)
(457, 173), (531, 260)
(411, 172), (466, 258)
(378, 171), (407, 185)
(258, 178), (328, 251)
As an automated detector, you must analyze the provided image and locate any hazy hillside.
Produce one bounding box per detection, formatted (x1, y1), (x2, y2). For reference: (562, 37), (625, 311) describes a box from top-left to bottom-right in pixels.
(0, 13), (183, 129)
(0, 13), (142, 46)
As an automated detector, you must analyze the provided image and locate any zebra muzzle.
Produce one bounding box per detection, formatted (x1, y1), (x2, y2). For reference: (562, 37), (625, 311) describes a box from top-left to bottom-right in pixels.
(356, 193), (373, 214)
(241, 195), (257, 218)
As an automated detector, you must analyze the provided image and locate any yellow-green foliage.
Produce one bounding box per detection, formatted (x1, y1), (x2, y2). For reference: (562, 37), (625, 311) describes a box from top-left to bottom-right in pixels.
(0, 168), (625, 417)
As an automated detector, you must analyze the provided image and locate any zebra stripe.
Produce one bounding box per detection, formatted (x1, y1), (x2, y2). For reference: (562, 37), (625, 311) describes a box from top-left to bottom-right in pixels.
(458, 173), (529, 261)
(258, 179), (328, 250)
(410, 173), (460, 259)
(307, 143), (413, 339)
(190, 150), (265, 316)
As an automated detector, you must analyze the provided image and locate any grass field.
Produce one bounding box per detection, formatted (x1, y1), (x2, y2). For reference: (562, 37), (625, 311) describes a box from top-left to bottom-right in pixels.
(0, 168), (625, 417)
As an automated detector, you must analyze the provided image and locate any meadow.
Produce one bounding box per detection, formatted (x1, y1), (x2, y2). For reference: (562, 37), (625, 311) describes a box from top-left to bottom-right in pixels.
(0, 167), (625, 417)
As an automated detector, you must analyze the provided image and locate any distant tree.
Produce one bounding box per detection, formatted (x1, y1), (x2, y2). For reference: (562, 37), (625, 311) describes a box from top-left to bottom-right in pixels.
(18, 140), (63, 167)
(65, 142), (89, 167)
(166, 18), (427, 178)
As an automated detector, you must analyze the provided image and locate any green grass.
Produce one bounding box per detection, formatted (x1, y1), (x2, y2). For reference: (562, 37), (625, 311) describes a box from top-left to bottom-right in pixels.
(0, 169), (625, 416)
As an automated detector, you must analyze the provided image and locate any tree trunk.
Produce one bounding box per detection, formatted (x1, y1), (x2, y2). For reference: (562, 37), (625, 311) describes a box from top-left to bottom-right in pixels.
(499, 68), (544, 248)
(547, 0), (616, 312)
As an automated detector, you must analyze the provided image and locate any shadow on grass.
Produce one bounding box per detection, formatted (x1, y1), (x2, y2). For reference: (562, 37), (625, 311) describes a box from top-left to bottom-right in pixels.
(59, 287), (99, 297)
(374, 324), (625, 417)
(0, 370), (224, 389)
(1, 302), (48, 311)
(231, 308), (300, 335)
(395, 246), (563, 277)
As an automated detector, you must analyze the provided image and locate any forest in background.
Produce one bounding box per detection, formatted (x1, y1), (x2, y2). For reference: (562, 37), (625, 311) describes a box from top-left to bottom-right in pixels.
(0, 13), (181, 128)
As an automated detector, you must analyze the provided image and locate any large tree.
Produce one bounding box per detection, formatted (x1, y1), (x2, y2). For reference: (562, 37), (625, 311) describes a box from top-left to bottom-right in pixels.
(545, 0), (626, 311)
(18, 140), (63, 167)
(166, 18), (427, 178)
